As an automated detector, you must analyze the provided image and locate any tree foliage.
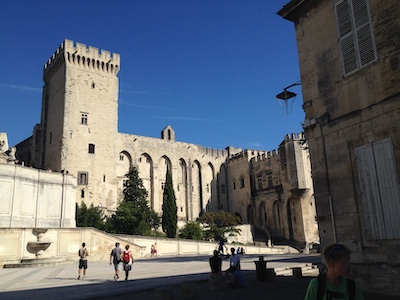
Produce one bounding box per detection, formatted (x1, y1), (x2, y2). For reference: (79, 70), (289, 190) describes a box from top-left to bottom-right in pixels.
(162, 170), (177, 238)
(178, 222), (204, 240)
(197, 210), (241, 241)
(106, 167), (160, 235)
(76, 201), (105, 230)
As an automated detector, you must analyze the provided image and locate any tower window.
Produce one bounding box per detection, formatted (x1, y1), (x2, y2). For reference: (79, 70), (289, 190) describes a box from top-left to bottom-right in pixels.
(91, 82), (95, 89)
(120, 155), (124, 161)
(257, 177), (263, 190)
(88, 144), (95, 154)
(240, 176), (245, 188)
(81, 189), (85, 198)
(268, 176), (273, 188)
(81, 113), (88, 125)
(78, 172), (88, 185)
(221, 184), (226, 194)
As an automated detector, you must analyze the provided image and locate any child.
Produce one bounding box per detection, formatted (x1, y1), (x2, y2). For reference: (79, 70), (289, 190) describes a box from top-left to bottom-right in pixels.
(304, 243), (363, 300)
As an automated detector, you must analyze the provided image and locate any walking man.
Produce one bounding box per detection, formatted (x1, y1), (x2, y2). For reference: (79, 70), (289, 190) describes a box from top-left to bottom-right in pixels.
(78, 242), (89, 279)
(110, 242), (123, 281)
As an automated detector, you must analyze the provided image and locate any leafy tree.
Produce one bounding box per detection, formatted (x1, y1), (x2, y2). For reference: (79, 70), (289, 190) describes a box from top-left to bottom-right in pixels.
(197, 210), (241, 241)
(76, 201), (105, 230)
(178, 221), (204, 240)
(162, 169), (178, 238)
(106, 167), (160, 235)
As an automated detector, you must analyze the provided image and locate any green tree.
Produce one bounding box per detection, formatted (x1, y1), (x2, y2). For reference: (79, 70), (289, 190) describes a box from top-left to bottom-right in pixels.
(178, 221), (204, 240)
(76, 201), (105, 230)
(106, 167), (160, 235)
(162, 169), (177, 238)
(197, 210), (241, 241)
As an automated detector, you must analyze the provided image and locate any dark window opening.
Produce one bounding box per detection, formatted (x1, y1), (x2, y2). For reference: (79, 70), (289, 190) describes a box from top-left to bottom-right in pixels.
(81, 113), (88, 125)
(78, 172), (88, 185)
(88, 144), (95, 154)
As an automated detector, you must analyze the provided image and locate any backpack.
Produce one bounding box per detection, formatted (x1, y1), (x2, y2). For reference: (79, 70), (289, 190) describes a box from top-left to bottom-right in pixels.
(123, 250), (131, 263)
(317, 274), (355, 300)
(79, 248), (86, 259)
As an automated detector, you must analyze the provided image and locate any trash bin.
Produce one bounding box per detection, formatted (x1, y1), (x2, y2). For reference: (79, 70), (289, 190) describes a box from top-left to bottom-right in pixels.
(254, 256), (267, 282)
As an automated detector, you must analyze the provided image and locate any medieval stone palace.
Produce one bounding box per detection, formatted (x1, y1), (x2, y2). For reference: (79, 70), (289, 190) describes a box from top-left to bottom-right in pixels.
(13, 40), (318, 245)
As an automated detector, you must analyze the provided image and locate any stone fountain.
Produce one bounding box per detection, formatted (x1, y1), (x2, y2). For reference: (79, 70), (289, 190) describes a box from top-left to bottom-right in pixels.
(27, 228), (52, 257)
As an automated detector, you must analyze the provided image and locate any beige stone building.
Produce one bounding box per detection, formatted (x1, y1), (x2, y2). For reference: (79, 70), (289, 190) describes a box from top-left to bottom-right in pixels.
(14, 39), (318, 247)
(279, 0), (400, 296)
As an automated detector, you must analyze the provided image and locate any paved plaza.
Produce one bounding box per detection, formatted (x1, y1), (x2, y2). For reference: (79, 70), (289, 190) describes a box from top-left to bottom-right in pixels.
(2, 253), (394, 300)
(0, 254), (321, 299)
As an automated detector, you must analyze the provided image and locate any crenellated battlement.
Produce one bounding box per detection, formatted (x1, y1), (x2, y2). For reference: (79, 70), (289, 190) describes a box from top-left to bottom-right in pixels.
(43, 39), (120, 82)
(227, 149), (276, 163)
(283, 132), (304, 142)
(202, 147), (228, 159)
(251, 149), (279, 163)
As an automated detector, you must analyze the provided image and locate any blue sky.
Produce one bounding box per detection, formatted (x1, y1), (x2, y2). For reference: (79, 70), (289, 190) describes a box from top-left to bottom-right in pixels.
(0, 0), (303, 152)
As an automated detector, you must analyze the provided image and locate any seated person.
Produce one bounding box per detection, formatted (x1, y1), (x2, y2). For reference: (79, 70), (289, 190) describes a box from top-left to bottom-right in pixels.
(209, 250), (222, 273)
(227, 266), (246, 288)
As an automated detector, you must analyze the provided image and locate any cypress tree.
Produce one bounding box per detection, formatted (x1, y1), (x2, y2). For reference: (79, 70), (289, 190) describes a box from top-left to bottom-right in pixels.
(162, 169), (178, 237)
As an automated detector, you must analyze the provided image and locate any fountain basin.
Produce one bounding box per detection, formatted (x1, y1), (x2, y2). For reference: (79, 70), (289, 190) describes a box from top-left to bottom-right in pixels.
(27, 241), (52, 256)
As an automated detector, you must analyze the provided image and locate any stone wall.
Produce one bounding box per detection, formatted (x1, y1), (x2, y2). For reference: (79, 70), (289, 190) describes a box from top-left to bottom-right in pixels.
(0, 227), (142, 266)
(0, 163), (76, 228)
(0, 227), (293, 267)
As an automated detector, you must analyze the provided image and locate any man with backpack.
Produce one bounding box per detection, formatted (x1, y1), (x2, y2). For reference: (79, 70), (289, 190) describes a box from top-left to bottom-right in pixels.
(304, 243), (364, 300)
(78, 242), (89, 279)
(121, 244), (134, 281)
(110, 242), (123, 281)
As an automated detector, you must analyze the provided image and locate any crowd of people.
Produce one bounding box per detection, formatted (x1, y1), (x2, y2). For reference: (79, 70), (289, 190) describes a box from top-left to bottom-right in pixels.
(77, 240), (364, 299)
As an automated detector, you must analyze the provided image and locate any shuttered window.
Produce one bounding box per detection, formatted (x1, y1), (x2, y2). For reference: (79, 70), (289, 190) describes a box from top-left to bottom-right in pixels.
(335, 0), (376, 75)
(355, 138), (400, 240)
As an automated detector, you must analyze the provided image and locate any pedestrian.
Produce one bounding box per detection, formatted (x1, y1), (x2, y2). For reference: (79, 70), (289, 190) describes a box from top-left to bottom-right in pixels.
(209, 250), (222, 273)
(150, 244), (154, 257)
(78, 242), (89, 279)
(153, 242), (157, 257)
(304, 243), (364, 300)
(121, 244), (134, 281)
(217, 240), (227, 255)
(110, 242), (123, 281)
(228, 247), (240, 271)
(209, 250), (223, 291)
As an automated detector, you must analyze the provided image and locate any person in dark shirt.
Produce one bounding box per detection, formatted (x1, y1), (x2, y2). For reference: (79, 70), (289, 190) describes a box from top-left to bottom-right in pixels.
(209, 250), (222, 273)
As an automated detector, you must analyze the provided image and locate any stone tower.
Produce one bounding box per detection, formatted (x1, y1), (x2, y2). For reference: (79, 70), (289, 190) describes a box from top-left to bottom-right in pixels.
(37, 40), (121, 208)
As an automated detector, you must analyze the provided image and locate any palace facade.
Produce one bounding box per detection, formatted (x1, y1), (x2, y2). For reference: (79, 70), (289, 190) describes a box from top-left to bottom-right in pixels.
(13, 40), (318, 246)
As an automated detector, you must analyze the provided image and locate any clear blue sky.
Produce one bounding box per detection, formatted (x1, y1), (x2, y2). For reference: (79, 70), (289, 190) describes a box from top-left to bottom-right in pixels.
(0, 0), (303, 152)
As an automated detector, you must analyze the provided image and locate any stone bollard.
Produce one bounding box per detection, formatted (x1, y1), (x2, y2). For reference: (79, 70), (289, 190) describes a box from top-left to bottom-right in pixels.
(209, 272), (224, 291)
(156, 288), (174, 300)
(182, 280), (197, 299)
(266, 268), (276, 280)
(292, 267), (303, 279)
